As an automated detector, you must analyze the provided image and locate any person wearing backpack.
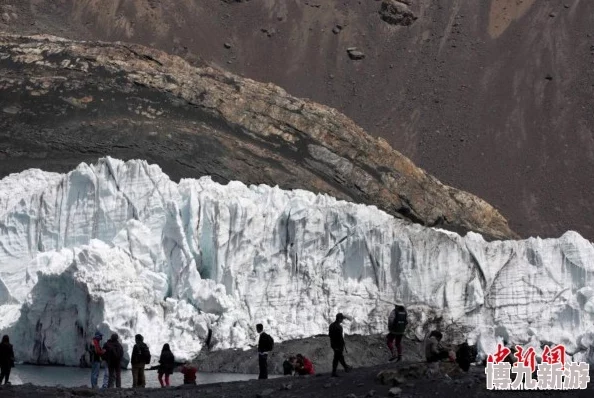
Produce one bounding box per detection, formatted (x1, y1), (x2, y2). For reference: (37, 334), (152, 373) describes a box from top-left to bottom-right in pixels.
(387, 303), (408, 362)
(157, 344), (175, 387)
(103, 333), (124, 388)
(131, 334), (151, 388)
(89, 331), (106, 388)
(256, 324), (274, 379)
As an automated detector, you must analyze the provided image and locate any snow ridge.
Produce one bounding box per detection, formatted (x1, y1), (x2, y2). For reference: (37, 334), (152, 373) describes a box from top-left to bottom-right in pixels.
(0, 157), (593, 366)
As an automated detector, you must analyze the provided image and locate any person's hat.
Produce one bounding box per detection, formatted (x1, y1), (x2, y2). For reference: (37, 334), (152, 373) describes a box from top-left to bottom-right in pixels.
(94, 331), (103, 339)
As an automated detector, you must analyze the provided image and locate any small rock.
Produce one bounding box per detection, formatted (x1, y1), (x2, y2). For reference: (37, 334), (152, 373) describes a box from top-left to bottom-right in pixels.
(545, 74), (553, 80)
(389, 387), (403, 397)
(224, 42), (232, 49)
(377, 369), (406, 386)
(324, 383), (332, 388)
(260, 28), (276, 37)
(366, 390), (376, 397)
(357, 382), (364, 386)
(347, 48), (365, 60)
(281, 383), (293, 390)
(2, 105), (20, 114)
(332, 25), (342, 34)
(256, 388), (275, 398)
(346, 394), (357, 398)
(549, 12), (556, 17)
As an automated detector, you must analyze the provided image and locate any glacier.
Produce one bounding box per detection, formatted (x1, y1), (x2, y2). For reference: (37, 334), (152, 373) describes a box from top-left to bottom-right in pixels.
(0, 157), (593, 367)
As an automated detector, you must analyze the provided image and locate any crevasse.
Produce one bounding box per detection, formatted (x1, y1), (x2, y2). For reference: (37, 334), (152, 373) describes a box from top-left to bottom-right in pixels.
(0, 157), (593, 366)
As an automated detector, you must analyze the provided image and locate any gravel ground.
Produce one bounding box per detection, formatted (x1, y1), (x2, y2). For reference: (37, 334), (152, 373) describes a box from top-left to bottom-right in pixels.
(2, 335), (591, 397)
(0, 361), (591, 398)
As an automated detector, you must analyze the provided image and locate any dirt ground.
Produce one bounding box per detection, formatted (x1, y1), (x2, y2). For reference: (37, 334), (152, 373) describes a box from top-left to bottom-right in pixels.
(196, 334), (425, 375)
(2, 335), (590, 397)
(1, 360), (592, 398)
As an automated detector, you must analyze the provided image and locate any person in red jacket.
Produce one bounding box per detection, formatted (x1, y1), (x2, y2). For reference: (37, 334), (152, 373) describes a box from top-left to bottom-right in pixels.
(294, 354), (315, 375)
(180, 362), (198, 385)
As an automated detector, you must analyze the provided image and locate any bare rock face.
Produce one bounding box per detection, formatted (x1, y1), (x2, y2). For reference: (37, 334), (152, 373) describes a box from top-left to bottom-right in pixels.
(0, 34), (517, 240)
(379, 0), (417, 26)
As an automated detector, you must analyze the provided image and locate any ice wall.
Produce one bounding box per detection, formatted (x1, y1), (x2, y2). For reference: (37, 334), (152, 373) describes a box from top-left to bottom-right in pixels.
(0, 157), (593, 366)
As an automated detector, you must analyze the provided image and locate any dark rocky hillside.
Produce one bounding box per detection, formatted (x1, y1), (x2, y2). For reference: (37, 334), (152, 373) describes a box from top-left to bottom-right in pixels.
(0, 33), (515, 240)
(1, 0), (593, 239)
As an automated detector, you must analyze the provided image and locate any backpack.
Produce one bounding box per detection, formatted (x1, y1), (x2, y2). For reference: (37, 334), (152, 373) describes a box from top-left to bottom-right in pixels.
(88, 342), (103, 361)
(261, 333), (274, 352)
(389, 307), (407, 333)
(140, 344), (151, 364)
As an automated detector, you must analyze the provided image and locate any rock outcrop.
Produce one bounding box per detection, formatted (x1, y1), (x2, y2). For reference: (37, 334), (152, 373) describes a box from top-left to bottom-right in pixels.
(2, 0), (591, 240)
(0, 34), (516, 240)
(379, 0), (417, 26)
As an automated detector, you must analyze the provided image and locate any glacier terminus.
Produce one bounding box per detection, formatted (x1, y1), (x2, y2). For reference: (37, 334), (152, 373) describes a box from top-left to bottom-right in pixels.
(0, 157), (593, 367)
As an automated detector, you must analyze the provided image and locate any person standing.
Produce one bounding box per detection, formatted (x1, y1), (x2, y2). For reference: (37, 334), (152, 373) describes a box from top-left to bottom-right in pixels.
(256, 324), (274, 379)
(89, 331), (106, 388)
(131, 334), (151, 388)
(329, 313), (351, 377)
(103, 333), (124, 388)
(158, 344), (175, 387)
(0, 335), (15, 385)
(387, 303), (408, 361)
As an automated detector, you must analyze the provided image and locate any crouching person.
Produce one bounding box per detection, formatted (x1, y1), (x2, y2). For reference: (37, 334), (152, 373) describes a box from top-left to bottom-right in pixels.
(294, 354), (315, 376)
(181, 362), (198, 385)
(425, 331), (450, 363)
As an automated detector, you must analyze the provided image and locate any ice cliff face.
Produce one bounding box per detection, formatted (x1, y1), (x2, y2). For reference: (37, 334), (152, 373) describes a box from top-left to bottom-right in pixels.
(0, 157), (593, 366)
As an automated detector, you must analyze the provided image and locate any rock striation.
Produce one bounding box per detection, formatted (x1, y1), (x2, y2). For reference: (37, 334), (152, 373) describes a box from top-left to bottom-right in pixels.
(0, 34), (516, 240)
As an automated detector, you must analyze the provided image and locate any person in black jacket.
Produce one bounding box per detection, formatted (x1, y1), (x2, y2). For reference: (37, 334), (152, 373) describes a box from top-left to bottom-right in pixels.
(103, 333), (124, 388)
(256, 324), (273, 379)
(131, 334), (150, 388)
(283, 356), (296, 376)
(158, 344), (175, 387)
(0, 335), (15, 385)
(329, 313), (351, 377)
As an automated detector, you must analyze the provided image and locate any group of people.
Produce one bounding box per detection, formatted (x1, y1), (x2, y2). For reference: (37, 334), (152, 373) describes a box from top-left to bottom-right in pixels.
(88, 332), (198, 389)
(257, 312), (352, 379)
(257, 302), (475, 381)
(282, 354), (315, 376)
(0, 301), (474, 390)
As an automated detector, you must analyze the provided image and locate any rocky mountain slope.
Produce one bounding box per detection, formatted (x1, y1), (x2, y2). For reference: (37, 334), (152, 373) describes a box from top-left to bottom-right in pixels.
(0, 0), (592, 240)
(0, 33), (514, 240)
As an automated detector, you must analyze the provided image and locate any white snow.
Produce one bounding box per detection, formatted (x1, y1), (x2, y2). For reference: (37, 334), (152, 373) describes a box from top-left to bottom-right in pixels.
(0, 157), (593, 366)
